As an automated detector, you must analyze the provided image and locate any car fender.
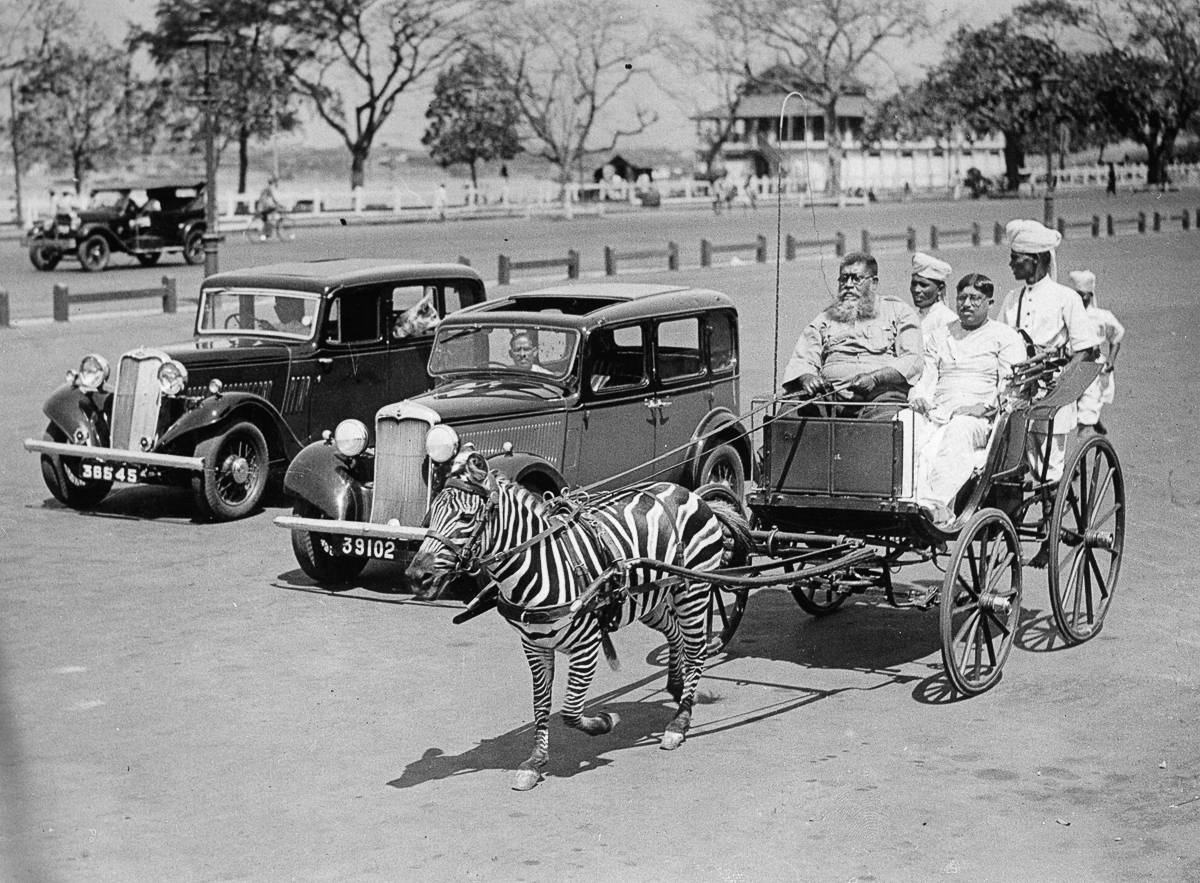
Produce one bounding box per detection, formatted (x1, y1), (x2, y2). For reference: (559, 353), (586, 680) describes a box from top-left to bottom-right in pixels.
(42, 385), (112, 445)
(488, 452), (566, 496)
(158, 392), (302, 460)
(179, 219), (206, 240)
(76, 223), (122, 249)
(283, 441), (366, 520)
(686, 408), (751, 483)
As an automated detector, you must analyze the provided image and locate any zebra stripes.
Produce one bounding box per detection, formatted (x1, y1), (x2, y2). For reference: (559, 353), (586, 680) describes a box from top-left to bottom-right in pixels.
(407, 451), (740, 790)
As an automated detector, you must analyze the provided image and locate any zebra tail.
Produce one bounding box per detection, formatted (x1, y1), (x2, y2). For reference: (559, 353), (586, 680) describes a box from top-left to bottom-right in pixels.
(601, 631), (621, 671)
(709, 503), (754, 568)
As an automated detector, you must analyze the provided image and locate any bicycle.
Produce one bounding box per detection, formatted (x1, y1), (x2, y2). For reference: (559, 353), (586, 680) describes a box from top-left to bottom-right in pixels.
(242, 209), (294, 242)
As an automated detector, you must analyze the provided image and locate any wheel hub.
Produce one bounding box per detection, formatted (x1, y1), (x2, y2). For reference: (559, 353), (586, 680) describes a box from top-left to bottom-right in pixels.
(222, 455), (250, 485)
(1083, 529), (1114, 550)
(978, 591), (1013, 616)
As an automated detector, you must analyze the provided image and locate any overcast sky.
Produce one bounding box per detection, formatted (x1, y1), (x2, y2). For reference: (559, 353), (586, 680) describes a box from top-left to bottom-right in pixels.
(82, 0), (1015, 154)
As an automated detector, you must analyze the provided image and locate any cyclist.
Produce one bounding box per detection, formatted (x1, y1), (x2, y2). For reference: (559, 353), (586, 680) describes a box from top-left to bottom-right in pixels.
(255, 178), (280, 240)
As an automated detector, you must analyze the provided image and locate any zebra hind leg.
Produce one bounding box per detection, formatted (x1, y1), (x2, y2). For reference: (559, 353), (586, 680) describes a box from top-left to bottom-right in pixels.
(641, 601), (685, 703)
(559, 638), (620, 738)
(660, 583), (710, 751)
(515, 642), (555, 791)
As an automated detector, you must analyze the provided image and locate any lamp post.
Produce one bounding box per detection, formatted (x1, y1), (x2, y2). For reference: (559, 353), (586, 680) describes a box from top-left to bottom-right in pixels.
(1040, 71), (1062, 228)
(186, 31), (225, 277)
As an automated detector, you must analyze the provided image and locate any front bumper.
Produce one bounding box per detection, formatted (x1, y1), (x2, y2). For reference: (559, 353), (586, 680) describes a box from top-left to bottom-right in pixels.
(273, 515), (429, 544)
(23, 439), (204, 471)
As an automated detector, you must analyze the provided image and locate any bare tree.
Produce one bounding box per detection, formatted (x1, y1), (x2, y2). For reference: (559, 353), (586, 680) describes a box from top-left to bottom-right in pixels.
(483, 0), (663, 190)
(712, 0), (934, 194)
(274, 0), (479, 189)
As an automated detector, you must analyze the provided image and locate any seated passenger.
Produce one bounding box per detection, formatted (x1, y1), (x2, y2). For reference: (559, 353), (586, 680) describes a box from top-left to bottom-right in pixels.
(509, 331), (551, 374)
(781, 251), (922, 413)
(908, 273), (1027, 525)
(392, 290), (440, 339)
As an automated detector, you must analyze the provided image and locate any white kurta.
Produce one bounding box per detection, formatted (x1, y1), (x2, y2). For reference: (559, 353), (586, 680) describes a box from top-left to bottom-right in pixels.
(1077, 305), (1126, 425)
(908, 319), (1026, 508)
(919, 300), (957, 339)
(999, 275), (1103, 479)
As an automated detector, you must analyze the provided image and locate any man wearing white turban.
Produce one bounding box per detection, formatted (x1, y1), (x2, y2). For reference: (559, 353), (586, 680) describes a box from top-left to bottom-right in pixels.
(998, 218), (1101, 493)
(910, 251), (957, 337)
(1068, 269), (1125, 436)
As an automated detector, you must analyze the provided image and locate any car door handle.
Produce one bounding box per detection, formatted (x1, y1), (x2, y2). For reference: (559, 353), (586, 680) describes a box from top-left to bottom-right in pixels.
(317, 357), (333, 366)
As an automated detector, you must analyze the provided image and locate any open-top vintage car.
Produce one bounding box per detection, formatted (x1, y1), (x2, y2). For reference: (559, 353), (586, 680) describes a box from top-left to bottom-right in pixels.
(274, 282), (751, 585)
(25, 180), (207, 271)
(23, 259), (486, 520)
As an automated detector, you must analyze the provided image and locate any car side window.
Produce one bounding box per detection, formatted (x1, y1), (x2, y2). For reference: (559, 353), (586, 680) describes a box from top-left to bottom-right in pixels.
(325, 291), (382, 345)
(708, 311), (737, 373)
(390, 285), (442, 339)
(655, 317), (704, 383)
(588, 325), (647, 393)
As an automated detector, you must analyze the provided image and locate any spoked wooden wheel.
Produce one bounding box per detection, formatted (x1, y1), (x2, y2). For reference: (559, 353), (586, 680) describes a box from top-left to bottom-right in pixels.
(939, 508), (1023, 696)
(1048, 436), (1124, 644)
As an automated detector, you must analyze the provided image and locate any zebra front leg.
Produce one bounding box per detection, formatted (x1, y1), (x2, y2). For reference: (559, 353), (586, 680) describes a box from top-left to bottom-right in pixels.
(560, 637), (619, 737)
(661, 585), (710, 751)
(514, 641), (555, 791)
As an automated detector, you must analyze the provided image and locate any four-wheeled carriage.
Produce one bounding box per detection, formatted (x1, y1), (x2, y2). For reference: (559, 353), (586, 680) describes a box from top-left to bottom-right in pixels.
(727, 348), (1125, 694)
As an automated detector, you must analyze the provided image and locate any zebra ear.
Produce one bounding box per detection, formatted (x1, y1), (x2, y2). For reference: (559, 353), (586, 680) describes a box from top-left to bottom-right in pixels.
(463, 451), (489, 484)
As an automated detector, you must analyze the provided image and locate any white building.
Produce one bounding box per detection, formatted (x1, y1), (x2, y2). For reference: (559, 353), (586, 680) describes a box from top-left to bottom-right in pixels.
(695, 92), (1007, 193)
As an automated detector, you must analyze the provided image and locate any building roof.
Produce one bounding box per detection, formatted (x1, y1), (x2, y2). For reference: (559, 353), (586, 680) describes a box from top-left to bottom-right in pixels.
(696, 92), (870, 120)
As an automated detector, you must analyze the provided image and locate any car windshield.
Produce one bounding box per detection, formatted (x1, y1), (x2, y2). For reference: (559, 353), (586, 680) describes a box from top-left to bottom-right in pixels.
(89, 190), (133, 211)
(197, 288), (320, 340)
(429, 323), (579, 380)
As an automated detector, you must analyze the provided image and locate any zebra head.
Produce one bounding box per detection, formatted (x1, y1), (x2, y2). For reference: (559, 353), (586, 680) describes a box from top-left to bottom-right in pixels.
(406, 450), (497, 600)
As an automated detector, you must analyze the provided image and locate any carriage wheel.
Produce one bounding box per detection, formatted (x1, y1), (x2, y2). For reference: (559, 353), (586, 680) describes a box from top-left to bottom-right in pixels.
(939, 508), (1023, 696)
(1048, 436), (1124, 644)
(705, 584), (747, 656)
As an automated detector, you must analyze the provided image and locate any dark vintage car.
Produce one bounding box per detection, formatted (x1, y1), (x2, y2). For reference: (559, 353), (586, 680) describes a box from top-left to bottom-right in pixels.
(25, 181), (207, 271)
(274, 282), (751, 584)
(22, 259), (486, 521)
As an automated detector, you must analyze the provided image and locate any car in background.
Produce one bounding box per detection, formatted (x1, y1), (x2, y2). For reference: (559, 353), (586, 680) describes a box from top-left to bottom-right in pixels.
(23, 259), (486, 521)
(25, 180), (207, 271)
(275, 282), (751, 585)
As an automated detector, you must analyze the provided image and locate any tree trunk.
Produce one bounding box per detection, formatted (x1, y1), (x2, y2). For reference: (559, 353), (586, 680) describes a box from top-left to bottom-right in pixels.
(238, 124), (250, 194)
(73, 150), (86, 196)
(1002, 131), (1025, 192)
(1144, 128), (1177, 187)
(349, 144), (370, 190)
(823, 100), (841, 194)
(8, 84), (23, 227)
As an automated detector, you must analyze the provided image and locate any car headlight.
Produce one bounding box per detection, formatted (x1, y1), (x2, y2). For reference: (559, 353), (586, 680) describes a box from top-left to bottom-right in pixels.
(334, 419), (369, 457)
(75, 354), (109, 391)
(157, 360), (188, 395)
(425, 424), (459, 463)
(69, 213), (81, 230)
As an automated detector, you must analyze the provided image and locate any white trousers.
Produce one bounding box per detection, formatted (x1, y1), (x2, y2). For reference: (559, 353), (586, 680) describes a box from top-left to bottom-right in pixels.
(1076, 371), (1114, 426)
(913, 413), (991, 508)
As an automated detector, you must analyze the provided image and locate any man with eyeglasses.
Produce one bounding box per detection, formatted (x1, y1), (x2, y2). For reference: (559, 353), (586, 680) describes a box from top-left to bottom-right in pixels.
(782, 252), (922, 410)
(998, 219), (1100, 486)
(906, 273), (1026, 525)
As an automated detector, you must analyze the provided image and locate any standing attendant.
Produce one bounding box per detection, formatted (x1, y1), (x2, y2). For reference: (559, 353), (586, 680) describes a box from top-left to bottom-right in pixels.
(910, 251), (957, 337)
(1068, 269), (1125, 436)
(998, 219), (1101, 486)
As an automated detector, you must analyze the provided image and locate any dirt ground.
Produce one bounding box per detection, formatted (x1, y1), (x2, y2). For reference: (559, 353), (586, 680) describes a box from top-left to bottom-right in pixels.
(1, 196), (1199, 882)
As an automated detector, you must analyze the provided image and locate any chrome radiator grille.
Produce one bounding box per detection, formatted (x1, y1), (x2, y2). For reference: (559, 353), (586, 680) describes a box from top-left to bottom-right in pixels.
(111, 354), (164, 451)
(369, 416), (430, 525)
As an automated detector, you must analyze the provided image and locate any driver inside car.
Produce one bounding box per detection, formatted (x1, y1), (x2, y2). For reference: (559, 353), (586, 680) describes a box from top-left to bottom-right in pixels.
(509, 331), (551, 374)
(272, 297), (310, 335)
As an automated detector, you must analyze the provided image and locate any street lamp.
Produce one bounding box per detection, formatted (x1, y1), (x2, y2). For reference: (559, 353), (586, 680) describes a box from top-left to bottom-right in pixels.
(1039, 71), (1063, 228)
(186, 31), (225, 277)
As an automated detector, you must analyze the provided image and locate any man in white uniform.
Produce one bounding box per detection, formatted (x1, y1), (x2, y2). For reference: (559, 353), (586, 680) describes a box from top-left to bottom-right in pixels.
(997, 219), (1101, 482)
(910, 251), (957, 337)
(1068, 269), (1125, 436)
(908, 274), (1026, 525)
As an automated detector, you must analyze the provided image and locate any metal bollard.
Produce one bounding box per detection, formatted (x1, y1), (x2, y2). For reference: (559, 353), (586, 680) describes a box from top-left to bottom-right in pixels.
(161, 276), (177, 314)
(1153, 211), (1161, 232)
(906, 227), (916, 252)
(860, 230), (871, 255)
(1092, 215), (1100, 237)
(972, 222), (981, 247)
(835, 232), (846, 257)
(0, 289), (9, 328)
(498, 254), (510, 286)
(1137, 211), (1146, 233)
(1106, 214), (1115, 237)
(53, 283), (70, 322)
(755, 234), (767, 263)
(604, 246), (616, 277)
(1184, 211), (1191, 232)
(700, 238), (712, 268)
(929, 225), (938, 251)
(785, 234), (796, 261)
(667, 241), (679, 271)
(993, 221), (1003, 245)
(567, 249), (579, 279)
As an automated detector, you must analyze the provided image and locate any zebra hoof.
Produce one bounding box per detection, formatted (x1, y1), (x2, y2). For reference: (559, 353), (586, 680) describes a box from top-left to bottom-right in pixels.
(659, 729), (686, 751)
(513, 768), (542, 791)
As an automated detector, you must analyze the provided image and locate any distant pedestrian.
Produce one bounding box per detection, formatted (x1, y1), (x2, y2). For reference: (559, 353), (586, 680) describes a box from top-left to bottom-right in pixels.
(431, 183), (447, 222)
(499, 164), (510, 204)
(1106, 162), (1116, 196)
(1068, 269), (1124, 436)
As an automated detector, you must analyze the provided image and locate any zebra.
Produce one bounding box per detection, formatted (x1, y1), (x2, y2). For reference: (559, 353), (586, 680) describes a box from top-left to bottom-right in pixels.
(406, 450), (751, 791)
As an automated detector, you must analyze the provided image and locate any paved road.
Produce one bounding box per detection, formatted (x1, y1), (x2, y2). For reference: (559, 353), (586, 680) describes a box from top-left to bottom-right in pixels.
(1, 199), (1199, 881)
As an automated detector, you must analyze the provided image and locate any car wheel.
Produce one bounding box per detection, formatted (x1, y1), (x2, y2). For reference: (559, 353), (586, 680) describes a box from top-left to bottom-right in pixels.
(290, 503), (368, 587)
(29, 244), (61, 271)
(183, 230), (204, 265)
(135, 251), (162, 267)
(77, 234), (110, 272)
(192, 421), (270, 521)
(697, 443), (745, 499)
(39, 424), (112, 509)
